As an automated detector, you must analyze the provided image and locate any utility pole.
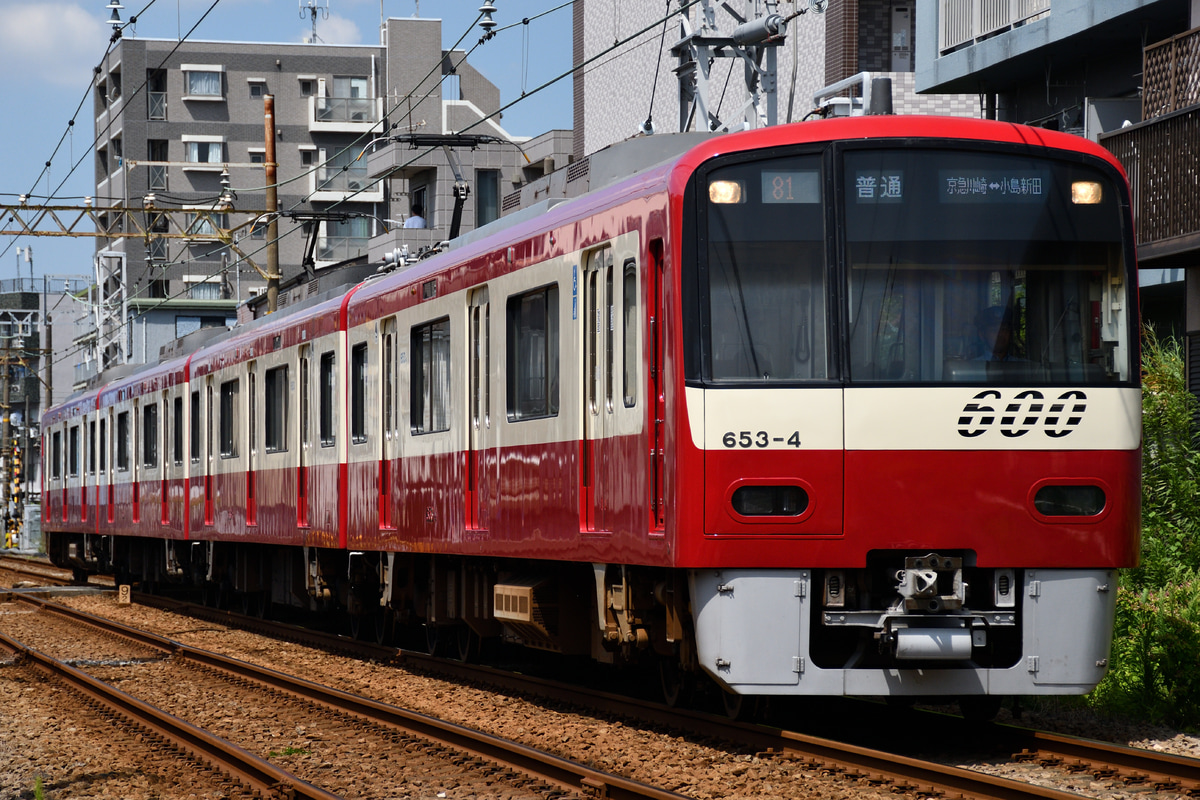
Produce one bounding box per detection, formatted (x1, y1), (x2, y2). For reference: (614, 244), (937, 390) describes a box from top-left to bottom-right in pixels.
(264, 94), (281, 313)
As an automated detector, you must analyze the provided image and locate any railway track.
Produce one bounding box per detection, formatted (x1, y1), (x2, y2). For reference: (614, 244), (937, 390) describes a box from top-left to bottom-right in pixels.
(51, 591), (1200, 799)
(4, 593), (687, 800)
(0, 555), (77, 587)
(8, 585), (1197, 799)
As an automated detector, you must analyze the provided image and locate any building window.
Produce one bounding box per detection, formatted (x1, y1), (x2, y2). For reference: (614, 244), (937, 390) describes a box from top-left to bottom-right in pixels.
(265, 365), (288, 452)
(249, 82), (265, 98)
(300, 149), (315, 167)
(350, 343), (368, 443)
(116, 411), (130, 471)
(412, 318), (451, 434)
(507, 285), (559, 421)
(184, 68), (223, 98)
(143, 402), (158, 468)
(300, 79), (314, 97)
(476, 169), (500, 226)
(319, 351), (335, 447)
(185, 140), (225, 165)
(219, 379), (239, 458)
(147, 69), (167, 120)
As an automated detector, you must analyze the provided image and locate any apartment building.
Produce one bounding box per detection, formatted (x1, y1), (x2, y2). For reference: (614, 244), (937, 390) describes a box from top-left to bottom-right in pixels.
(88, 16), (567, 377)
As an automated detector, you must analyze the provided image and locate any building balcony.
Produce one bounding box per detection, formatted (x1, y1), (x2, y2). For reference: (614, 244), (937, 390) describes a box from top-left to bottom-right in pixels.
(308, 95), (383, 134)
(938, 0), (1049, 54)
(1100, 104), (1200, 265)
(1142, 24), (1200, 121)
(309, 165), (383, 203)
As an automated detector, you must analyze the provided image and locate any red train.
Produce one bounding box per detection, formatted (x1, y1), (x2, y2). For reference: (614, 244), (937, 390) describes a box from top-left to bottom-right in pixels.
(43, 116), (1141, 717)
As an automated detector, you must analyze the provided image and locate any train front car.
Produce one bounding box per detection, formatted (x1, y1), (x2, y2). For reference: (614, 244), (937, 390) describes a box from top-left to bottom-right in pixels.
(673, 118), (1140, 709)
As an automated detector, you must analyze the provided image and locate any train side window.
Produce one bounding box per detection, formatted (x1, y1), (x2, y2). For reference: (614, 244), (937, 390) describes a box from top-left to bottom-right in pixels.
(143, 402), (159, 468)
(69, 426), (80, 477)
(248, 367), (257, 454)
(319, 351), (335, 447)
(220, 379), (239, 458)
(507, 285), (559, 421)
(411, 318), (451, 435)
(300, 347), (311, 446)
(99, 418), (107, 472)
(351, 342), (368, 443)
(190, 390), (201, 463)
(174, 396), (184, 465)
(265, 365), (288, 452)
(116, 411), (130, 471)
(51, 430), (61, 479)
(623, 260), (638, 408)
(89, 420), (97, 474)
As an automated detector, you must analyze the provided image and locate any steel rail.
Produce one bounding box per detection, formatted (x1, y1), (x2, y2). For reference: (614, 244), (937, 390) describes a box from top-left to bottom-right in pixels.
(17, 595), (687, 800)
(59, 591), (1200, 800)
(0, 627), (340, 800)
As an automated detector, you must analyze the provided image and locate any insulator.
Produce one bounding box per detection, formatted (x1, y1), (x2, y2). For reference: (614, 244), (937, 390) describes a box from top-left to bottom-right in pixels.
(731, 14), (785, 45)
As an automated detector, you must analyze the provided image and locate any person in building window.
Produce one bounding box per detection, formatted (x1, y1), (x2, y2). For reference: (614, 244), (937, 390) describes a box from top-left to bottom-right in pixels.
(405, 203), (426, 229)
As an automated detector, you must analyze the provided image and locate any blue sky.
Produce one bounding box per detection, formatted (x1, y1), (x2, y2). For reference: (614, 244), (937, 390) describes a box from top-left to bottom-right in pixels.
(0, 0), (574, 280)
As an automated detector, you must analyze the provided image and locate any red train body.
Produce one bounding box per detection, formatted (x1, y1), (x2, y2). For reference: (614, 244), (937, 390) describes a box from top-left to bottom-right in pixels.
(43, 117), (1141, 711)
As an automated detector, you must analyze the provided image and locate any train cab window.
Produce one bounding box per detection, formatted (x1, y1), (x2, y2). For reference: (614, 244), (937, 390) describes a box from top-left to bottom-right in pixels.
(842, 147), (1133, 385)
(220, 379), (239, 458)
(507, 285), (560, 421)
(319, 351), (335, 447)
(190, 390), (201, 463)
(69, 426), (80, 476)
(51, 430), (62, 479)
(411, 319), (451, 435)
(265, 365), (288, 452)
(351, 343), (368, 443)
(143, 402), (159, 468)
(116, 411), (130, 471)
(698, 154), (828, 383)
(622, 260), (638, 408)
(174, 396), (184, 465)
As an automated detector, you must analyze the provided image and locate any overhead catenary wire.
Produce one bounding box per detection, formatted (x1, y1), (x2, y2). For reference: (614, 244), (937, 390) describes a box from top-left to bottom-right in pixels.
(41, 0), (707, 372)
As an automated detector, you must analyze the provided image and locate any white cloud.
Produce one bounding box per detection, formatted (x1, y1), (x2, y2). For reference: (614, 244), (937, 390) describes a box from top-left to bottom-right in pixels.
(0, 3), (108, 89)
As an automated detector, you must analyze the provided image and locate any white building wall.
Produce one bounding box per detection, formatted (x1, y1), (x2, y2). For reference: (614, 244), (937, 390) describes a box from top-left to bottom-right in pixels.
(579, 3), (827, 155)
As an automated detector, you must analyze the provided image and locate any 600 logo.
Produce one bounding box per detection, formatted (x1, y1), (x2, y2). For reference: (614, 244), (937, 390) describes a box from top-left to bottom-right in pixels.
(957, 390), (1087, 438)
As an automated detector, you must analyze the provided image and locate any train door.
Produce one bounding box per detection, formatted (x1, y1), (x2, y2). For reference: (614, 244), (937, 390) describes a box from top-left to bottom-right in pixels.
(380, 321), (397, 530)
(247, 362), (257, 527)
(298, 345), (311, 530)
(467, 287), (493, 531)
(583, 246), (643, 533)
(648, 240), (666, 532)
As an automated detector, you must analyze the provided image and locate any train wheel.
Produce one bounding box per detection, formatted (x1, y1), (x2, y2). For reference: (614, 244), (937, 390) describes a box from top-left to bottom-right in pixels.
(721, 688), (752, 721)
(959, 695), (1003, 722)
(453, 625), (480, 663)
(349, 612), (367, 641)
(374, 611), (394, 646)
(658, 659), (693, 708)
(423, 623), (441, 656)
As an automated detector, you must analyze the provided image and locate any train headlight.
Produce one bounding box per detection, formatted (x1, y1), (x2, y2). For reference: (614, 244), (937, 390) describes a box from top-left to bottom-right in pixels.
(1071, 181), (1103, 204)
(709, 179), (745, 204)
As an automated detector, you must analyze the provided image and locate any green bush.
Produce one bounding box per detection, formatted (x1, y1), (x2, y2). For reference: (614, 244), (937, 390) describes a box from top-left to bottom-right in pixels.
(1087, 327), (1200, 728)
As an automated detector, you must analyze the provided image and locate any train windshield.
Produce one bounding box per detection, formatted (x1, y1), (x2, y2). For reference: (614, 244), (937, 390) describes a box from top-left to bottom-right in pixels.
(690, 143), (1134, 387)
(843, 147), (1133, 385)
